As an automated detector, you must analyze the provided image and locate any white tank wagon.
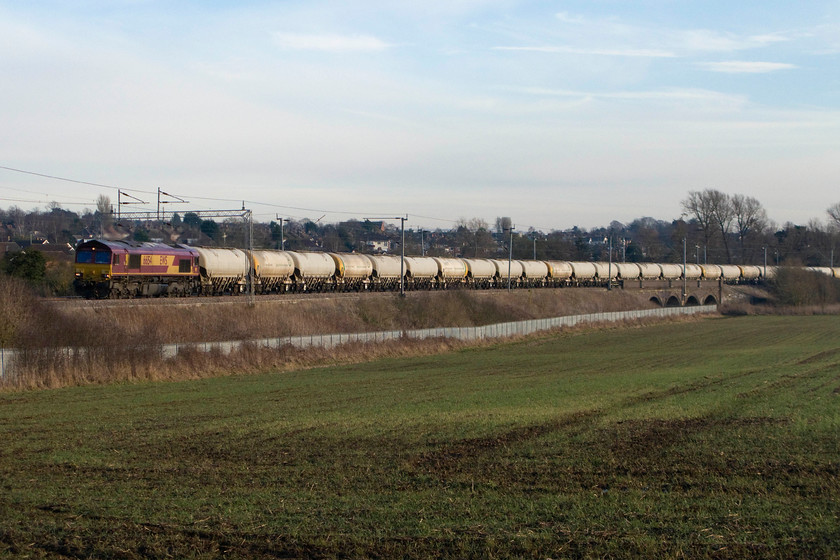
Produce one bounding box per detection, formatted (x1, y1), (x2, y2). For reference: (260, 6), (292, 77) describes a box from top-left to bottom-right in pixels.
(194, 247), (250, 294)
(462, 258), (497, 288)
(569, 262), (598, 285)
(718, 265), (742, 282)
(592, 263), (618, 286)
(366, 255), (404, 289)
(806, 266), (835, 277)
(636, 263), (662, 280)
(491, 259), (524, 288)
(684, 263), (703, 281)
(433, 257), (468, 288)
(288, 251), (336, 291)
(404, 256), (438, 289)
(330, 253), (373, 290)
(739, 265), (762, 282)
(659, 264), (683, 281)
(614, 263), (641, 281)
(700, 264), (722, 280)
(544, 261), (573, 287)
(519, 260), (549, 287)
(251, 250), (295, 293)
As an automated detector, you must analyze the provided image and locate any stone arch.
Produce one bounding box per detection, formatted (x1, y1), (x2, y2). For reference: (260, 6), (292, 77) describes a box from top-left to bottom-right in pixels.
(665, 295), (681, 307)
(685, 295), (700, 306)
(649, 296), (663, 307)
(703, 294), (718, 305)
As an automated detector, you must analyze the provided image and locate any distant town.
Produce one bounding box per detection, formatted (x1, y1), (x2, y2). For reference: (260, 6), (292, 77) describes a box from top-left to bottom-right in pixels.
(1, 189), (839, 296)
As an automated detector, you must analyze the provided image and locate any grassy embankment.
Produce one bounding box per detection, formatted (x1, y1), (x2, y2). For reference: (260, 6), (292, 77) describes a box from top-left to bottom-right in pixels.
(2, 278), (658, 389)
(0, 315), (838, 558)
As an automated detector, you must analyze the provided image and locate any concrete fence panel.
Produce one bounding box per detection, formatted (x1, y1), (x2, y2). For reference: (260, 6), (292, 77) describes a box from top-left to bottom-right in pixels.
(0, 305), (717, 379)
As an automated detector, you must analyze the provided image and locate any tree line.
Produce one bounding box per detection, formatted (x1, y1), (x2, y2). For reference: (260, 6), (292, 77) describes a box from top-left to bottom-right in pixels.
(1, 191), (839, 275)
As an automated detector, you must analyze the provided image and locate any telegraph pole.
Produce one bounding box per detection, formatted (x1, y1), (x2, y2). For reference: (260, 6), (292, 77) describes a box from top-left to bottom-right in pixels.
(366, 215), (408, 296)
(763, 246), (767, 278)
(507, 223), (515, 291)
(400, 215), (406, 296)
(275, 216), (286, 250)
(247, 208), (254, 305)
(682, 237), (687, 303)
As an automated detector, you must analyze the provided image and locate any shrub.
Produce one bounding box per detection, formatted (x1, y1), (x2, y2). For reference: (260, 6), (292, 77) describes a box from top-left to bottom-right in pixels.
(1, 250), (46, 283)
(0, 275), (39, 347)
(769, 267), (840, 306)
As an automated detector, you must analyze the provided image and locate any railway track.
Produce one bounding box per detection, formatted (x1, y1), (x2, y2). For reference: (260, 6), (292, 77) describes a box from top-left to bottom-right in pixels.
(45, 290), (416, 309)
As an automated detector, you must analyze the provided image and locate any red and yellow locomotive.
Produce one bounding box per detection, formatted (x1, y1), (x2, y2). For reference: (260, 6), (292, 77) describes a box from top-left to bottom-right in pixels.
(73, 240), (200, 298)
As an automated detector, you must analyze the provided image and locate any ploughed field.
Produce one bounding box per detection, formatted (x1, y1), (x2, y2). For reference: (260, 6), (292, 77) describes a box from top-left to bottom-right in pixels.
(1, 315), (838, 559)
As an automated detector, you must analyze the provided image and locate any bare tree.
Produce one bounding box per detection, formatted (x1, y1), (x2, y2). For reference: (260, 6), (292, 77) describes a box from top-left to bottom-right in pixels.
(96, 194), (113, 228)
(707, 190), (735, 263)
(731, 194), (767, 261)
(827, 202), (840, 231)
(681, 190), (718, 252)
(455, 217), (494, 257)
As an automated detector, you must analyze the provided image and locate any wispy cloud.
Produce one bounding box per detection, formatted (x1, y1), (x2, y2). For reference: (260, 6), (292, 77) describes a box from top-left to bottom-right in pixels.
(673, 29), (798, 53)
(273, 32), (390, 52)
(509, 86), (746, 106)
(498, 15), (796, 61)
(555, 12), (586, 24)
(698, 61), (797, 73)
(493, 45), (676, 58)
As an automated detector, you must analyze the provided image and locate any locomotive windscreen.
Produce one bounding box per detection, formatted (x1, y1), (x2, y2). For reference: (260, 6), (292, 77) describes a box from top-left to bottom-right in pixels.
(76, 250), (111, 264)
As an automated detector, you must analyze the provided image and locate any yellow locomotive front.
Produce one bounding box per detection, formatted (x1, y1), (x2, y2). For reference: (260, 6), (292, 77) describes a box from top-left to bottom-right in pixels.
(74, 241), (116, 297)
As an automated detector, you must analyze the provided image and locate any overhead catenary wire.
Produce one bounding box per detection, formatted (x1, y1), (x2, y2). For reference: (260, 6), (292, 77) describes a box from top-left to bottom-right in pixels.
(0, 165), (154, 195)
(0, 184), (98, 203)
(0, 197), (95, 207)
(1, 164), (561, 233)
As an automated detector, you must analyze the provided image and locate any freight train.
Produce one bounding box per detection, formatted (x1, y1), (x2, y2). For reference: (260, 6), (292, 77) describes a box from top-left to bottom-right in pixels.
(73, 239), (835, 299)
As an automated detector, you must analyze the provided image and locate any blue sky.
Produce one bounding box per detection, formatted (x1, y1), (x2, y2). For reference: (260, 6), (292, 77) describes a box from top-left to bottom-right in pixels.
(1, 1), (838, 231)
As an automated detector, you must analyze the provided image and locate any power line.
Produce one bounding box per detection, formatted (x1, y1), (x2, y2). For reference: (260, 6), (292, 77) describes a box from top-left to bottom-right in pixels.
(0, 165), (153, 194)
(0, 197), (93, 207)
(0, 164), (564, 232)
(0, 184), (98, 203)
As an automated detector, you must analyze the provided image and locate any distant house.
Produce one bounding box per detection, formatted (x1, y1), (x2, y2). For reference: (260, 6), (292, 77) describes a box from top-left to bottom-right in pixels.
(18, 241), (75, 262)
(367, 240), (390, 253)
(0, 224), (15, 242)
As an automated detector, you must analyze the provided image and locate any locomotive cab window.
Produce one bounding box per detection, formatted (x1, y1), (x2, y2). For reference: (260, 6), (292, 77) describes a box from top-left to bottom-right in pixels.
(76, 250), (93, 264)
(112, 254), (120, 265)
(95, 252), (111, 264)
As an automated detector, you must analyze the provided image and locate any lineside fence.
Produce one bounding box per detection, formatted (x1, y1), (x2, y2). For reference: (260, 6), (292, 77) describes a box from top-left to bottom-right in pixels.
(0, 305), (715, 378)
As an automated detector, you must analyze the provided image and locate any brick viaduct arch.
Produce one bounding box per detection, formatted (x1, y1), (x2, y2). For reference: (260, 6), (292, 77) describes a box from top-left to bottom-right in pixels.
(621, 279), (721, 308)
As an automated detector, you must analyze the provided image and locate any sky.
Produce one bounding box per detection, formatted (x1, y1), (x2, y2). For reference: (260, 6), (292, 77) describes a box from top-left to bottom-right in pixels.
(1, 0), (839, 232)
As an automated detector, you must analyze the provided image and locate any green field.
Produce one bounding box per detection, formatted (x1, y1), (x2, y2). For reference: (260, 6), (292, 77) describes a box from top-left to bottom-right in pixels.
(1, 315), (838, 558)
